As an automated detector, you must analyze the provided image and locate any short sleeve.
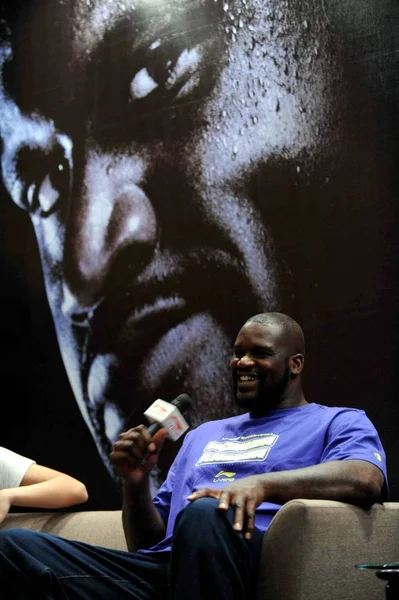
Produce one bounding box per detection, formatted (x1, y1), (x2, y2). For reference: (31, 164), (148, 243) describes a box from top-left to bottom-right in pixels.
(0, 447), (35, 489)
(321, 410), (388, 497)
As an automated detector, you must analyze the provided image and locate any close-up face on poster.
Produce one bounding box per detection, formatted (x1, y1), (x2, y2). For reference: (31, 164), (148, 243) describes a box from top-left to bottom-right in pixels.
(0, 0), (398, 505)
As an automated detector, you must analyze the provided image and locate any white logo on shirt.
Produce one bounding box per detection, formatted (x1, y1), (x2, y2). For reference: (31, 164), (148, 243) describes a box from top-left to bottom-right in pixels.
(196, 434), (279, 465)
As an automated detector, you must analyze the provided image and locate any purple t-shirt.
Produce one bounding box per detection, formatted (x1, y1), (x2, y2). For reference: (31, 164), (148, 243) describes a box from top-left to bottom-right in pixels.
(140, 403), (387, 553)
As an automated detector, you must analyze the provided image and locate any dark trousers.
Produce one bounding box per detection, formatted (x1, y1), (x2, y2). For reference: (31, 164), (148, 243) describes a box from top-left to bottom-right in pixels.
(0, 498), (264, 599)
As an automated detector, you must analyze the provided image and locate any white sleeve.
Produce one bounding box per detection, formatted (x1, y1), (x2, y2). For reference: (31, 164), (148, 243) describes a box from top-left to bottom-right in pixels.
(0, 447), (35, 489)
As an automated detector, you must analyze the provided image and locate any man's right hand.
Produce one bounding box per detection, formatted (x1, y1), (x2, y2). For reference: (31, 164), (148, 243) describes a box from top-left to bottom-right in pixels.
(109, 425), (167, 485)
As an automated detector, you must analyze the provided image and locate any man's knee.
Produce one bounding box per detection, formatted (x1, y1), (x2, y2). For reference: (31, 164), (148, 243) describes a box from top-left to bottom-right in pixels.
(174, 497), (234, 541)
(178, 497), (221, 524)
(0, 528), (46, 559)
(0, 528), (29, 547)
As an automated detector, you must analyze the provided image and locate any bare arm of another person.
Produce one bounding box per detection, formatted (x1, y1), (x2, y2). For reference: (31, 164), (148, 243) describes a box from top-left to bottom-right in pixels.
(188, 459), (385, 539)
(109, 425), (168, 551)
(0, 464), (88, 524)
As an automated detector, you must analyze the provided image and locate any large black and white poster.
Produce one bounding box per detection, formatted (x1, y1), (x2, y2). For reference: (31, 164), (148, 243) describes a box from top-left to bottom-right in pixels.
(0, 0), (398, 508)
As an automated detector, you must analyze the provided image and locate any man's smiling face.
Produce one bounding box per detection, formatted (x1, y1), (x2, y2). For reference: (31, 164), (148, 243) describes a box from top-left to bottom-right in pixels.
(231, 322), (292, 411)
(0, 0), (347, 477)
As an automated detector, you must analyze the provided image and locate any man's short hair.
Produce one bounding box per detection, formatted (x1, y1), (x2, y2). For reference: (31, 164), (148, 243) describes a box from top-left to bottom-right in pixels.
(245, 312), (305, 356)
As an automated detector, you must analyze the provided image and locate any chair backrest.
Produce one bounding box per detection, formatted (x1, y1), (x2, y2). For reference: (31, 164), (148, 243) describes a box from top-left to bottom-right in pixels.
(0, 510), (128, 550)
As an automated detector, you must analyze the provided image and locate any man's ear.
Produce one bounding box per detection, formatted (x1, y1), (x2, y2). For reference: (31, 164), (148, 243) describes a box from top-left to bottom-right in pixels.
(289, 353), (304, 375)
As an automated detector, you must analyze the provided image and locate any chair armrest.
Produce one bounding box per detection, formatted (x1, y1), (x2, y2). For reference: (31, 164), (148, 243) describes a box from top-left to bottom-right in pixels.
(257, 500), (399, 600)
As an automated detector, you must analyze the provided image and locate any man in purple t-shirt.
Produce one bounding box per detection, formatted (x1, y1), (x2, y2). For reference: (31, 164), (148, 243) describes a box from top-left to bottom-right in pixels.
(0, 313), (387, 599)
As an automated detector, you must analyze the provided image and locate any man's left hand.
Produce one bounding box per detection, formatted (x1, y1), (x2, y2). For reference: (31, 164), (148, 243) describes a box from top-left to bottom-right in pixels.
(187, 476), (265, 539)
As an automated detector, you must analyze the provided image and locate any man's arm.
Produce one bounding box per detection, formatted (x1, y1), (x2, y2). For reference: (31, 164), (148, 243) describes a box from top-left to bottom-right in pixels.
(109, 426), (167, 551)
(121, 474), (166, 552)
(188, 459), (384, 539)
(0, 464), (88, 524)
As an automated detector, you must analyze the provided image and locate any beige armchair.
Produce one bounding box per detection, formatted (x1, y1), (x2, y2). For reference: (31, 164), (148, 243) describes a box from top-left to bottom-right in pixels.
(1, 500), (399, 599)
(258, 500), (399, 600)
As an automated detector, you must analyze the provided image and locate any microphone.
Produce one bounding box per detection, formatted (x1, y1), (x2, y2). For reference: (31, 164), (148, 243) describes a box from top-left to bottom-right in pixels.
(143, 393), (192, 441)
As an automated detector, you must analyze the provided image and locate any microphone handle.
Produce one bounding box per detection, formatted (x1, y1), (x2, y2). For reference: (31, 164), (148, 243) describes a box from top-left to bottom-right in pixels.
(118, 421), (162, 475)
(146, 421), (163, 436)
